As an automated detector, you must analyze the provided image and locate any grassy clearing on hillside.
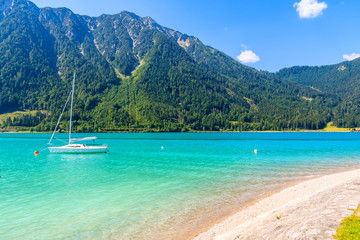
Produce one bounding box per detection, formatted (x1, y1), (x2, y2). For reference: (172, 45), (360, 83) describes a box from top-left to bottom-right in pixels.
(0, 110), (47, 124)
(334, 204), (360, 240)
(321, 122), (353, 132)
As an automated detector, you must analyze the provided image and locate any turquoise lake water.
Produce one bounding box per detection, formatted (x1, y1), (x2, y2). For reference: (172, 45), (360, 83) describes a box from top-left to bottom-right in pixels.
(1, 132), (360, 239)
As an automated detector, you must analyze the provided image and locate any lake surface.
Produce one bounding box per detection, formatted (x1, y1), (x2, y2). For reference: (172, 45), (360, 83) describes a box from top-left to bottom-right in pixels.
(1, 132), (360, 239)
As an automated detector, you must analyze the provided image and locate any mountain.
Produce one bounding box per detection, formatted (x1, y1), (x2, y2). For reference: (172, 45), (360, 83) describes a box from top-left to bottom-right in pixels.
(0, 0), (340, 132)
(277, 60), (360, 128)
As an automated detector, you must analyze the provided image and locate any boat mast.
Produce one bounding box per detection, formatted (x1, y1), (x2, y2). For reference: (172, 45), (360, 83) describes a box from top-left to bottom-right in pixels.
(69, 72), (76, 144)
(48, 90), (72, 145)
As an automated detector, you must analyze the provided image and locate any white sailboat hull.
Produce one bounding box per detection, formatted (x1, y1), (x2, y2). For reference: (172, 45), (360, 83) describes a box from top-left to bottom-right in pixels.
(48, 144), (108, 154)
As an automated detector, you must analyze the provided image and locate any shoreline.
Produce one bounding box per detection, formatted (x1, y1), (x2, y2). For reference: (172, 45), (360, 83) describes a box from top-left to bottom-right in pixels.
(0, 130), (357, 133)
(193, 168), (360, 240)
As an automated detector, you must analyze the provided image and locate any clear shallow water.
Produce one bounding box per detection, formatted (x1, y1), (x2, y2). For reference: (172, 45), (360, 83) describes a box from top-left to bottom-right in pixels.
(1, 132), (360, 239)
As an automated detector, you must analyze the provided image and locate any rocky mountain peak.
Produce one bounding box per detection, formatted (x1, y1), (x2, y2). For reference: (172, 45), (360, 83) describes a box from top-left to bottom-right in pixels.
(0, 0), (12, 11)
(39, 7), (90, 42)
(0, 0), (13, 20)
(1, 0), (41, 23)
(142, 16), (155, 25)
(141, 16), (163, 30)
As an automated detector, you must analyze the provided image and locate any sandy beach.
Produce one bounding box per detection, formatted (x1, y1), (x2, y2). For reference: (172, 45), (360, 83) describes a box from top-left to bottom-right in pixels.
(194, 169), (360, 240)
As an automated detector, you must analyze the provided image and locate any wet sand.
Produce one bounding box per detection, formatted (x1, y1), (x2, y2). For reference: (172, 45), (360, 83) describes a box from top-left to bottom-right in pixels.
(194, 169), (360, 240)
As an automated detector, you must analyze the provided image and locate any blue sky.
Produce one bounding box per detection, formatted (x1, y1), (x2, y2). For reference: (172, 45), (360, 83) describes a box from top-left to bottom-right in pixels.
(30, 0), (360, 72)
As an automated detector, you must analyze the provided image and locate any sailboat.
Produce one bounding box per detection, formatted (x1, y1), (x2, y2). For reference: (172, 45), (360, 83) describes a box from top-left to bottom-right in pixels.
(48, 72), (108, 154)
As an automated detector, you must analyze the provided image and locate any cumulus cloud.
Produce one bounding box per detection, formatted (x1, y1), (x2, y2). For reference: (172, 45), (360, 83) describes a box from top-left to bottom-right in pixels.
(237, 50), (260, 63)
(294, 0), (328, 19)
(343, 53), (360, 61)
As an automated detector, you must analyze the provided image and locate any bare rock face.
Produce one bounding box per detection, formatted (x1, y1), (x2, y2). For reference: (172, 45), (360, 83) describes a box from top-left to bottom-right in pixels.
(0, 0), (13, 21)
(0, 0), (226, 78)
(0, 0), (12, 11)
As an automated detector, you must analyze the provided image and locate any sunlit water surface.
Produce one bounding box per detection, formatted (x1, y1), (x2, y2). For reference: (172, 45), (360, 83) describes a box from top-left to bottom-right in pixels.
(1, 132), (360, 239)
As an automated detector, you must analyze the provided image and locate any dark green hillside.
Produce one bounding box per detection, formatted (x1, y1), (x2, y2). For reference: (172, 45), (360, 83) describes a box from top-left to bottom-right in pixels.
(94, 33), (249, 132)
(277, 60), (360, 128)
(81, 33), (333, 132)
(0, 0), (58, 112)
(165, 30), (336, 130)
(277, 59), (360, 99)
(0, 0), (119, 127)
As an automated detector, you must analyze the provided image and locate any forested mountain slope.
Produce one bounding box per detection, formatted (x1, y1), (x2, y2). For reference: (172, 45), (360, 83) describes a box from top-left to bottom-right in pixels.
(0, 0), (349, 131)
(277, 60), (360, 128)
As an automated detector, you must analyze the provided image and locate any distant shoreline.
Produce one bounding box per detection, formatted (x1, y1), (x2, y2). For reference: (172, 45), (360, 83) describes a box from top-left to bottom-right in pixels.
(0, 129), (356, 134)
(0, 121), (357, 133)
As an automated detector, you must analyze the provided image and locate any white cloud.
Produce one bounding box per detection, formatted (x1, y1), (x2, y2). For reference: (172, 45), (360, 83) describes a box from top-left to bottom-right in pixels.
(343, 53), (360, 61)
(237, 50), (260, 63)
(240, 44), (248, 49)
(294, 0), (328, 19)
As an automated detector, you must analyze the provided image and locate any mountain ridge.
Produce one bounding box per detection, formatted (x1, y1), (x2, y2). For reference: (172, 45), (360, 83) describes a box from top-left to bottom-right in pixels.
(0, 0), (356, 131)
(276, 59), (360, 128)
